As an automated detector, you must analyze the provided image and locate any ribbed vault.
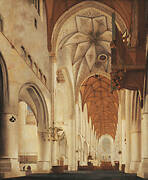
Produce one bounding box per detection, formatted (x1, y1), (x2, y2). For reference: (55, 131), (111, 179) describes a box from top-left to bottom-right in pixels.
(80, 74), (119, 139)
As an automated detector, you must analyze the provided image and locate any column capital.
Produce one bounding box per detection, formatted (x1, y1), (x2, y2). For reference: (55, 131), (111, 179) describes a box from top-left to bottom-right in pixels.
(49, 52), (56, 63)
(49, 51), (55, 57)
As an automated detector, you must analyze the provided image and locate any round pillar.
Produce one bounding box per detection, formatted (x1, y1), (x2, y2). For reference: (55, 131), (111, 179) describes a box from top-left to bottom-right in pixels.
(37, 132), (50, 171)
(138, 113), (148, 178)
(138, 67), (148, 178)
(67, 121), (76, 171)
(51, 141), (58, 166)
(125, 90), (132, 173)
(121, 119), (126, 167)
(18, 102), (27, 154)
(0, 113), (20, 175)
(130, 130), (141, 172)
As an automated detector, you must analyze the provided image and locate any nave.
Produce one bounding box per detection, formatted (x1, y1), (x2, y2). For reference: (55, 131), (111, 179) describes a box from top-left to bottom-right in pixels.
(0, 0), (148, 179)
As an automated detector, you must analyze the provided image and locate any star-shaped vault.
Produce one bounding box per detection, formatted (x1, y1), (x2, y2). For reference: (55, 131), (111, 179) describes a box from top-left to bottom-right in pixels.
(59, 15), (112, 72)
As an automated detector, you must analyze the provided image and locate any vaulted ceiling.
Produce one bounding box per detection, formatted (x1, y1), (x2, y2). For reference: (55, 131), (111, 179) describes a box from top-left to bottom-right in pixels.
(45, 0), (147, 138)
(45, 0), (147, 94)
(80, 75), (118, 139)
(45, 0), (134, 51)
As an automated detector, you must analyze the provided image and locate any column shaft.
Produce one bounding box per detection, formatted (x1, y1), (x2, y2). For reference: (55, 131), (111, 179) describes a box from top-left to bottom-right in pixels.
(138, 114), (148, 178)
(0, 113), (20, 176)
(138, 62), (148, 177)
(52, 141), (58, 166)
(37, 132), (50, 171)
(130, 131), (141, 172)
(125, 90), (132, 173)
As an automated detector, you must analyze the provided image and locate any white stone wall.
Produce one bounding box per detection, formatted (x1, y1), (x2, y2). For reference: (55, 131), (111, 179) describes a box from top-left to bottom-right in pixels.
(0, 0), (51, 90)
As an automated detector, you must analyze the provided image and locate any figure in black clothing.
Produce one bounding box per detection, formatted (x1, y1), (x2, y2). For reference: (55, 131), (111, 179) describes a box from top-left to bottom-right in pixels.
(26, 165), (32, 175)
(23, 166), (25, 171)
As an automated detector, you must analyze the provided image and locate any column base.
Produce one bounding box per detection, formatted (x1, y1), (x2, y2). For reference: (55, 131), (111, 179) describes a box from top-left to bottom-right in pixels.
(129, 161), (140, 173)
(0, 158), (25, 178)
(137, 159), (148, 178)
(37, 161), (50, 172)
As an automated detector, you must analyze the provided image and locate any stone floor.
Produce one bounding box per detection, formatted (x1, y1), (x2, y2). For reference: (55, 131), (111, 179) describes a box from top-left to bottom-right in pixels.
(2, 170), (145, 180)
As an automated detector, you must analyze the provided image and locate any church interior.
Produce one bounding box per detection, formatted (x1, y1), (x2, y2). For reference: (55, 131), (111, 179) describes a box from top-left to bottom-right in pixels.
(0, 0), (148, 179)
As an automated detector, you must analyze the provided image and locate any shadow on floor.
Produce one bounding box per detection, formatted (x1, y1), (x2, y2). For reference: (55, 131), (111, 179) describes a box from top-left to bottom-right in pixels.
(2, 170), (144, 180)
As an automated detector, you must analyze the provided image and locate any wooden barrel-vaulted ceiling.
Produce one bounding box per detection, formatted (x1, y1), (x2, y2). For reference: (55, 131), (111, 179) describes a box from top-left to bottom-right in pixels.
(80, 75), (119, 139)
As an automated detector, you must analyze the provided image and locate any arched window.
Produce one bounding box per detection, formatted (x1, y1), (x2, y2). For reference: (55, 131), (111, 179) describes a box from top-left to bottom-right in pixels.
(0, 15), (3, 32)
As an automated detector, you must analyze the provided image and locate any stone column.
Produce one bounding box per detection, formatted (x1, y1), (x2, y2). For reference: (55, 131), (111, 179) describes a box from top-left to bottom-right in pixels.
(137, 45), (148, 177)
(130, 130), (141, 173)
(117, 103), (122, 170)
(119, 90), (126, 169)
(121, 119), (126, 167)
(75, 104), (79, 169)
(18, 101), (27, 171)
(79, 138), (83, 166)
(125, 90), (132, 173)
(0, 113), (20, 177)
(137, 109), (148, 178)
(68, 138), (73, 170)
(37, 132), (50, 171)
(73, 110), (77, 170)
(67, 120), (76, 171)
(51, 141), (58, 166)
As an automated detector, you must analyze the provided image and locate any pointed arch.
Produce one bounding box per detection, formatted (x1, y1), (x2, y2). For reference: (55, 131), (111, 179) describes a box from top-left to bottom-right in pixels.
(19, 82), (49, 131)
(0, 52), (9, 111)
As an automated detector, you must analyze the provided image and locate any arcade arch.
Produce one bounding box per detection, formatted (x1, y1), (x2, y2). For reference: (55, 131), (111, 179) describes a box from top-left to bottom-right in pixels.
(18, 83), (50, 171)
